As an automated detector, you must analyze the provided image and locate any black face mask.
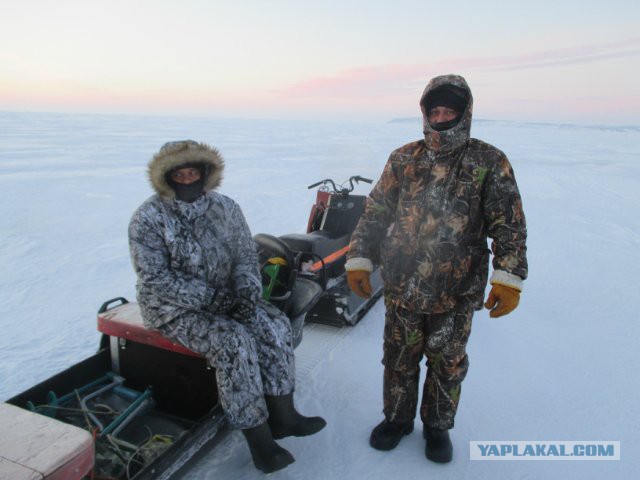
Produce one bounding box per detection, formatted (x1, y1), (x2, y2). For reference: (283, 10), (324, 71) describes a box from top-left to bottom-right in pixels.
(429, 116), (461, 132)
(165, 163), (208, 203)
(171, 178), (205, 203)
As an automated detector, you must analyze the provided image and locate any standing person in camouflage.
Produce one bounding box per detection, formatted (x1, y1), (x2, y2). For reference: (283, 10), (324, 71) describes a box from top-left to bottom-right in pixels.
(128, 140), (326, 474)
(345, 74), (527, 463)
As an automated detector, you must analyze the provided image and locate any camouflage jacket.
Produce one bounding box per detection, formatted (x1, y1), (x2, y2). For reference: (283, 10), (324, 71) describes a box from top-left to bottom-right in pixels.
(348, 75), (528, 313)
(128, 141), (262, 328)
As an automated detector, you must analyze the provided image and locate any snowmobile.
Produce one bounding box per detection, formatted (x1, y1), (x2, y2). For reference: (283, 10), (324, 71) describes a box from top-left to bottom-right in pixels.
(254, 174), (383, 345)
(1, 175), (383, 480)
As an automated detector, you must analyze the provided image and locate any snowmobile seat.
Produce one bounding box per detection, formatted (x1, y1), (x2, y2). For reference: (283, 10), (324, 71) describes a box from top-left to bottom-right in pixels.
(97, 299), (202, 359)
(0, 402), (94, 479)
(279, 231), (350, 261)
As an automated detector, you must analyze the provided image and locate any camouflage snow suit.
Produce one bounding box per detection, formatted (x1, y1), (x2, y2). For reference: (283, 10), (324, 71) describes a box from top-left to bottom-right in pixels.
(348, 75), (528, 429)
(128, 141), (295, 429)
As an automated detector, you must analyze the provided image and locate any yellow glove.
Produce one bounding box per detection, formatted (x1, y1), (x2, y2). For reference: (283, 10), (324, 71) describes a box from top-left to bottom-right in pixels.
(484, 284), (520, 318)
(347, 270), (372, 298)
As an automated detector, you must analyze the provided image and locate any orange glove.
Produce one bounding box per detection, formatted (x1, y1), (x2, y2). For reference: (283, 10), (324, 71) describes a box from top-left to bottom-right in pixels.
(484, 284), (520, 318)
(347, 270), (372, 298)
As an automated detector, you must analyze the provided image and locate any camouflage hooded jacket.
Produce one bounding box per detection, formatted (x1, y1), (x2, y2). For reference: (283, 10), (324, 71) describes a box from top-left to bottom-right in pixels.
(128, 141), (262, 328)
(347, 75), (528, 313)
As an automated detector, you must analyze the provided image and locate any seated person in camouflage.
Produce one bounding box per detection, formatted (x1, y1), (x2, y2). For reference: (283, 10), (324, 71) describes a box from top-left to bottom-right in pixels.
(128, 140), (326, 473)
(345, 74), (528, 463)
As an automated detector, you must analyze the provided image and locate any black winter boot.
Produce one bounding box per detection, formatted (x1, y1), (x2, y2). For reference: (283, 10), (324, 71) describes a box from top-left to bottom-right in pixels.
(241, 422), (295, 473)
(265, 394), (327, 439)
(423, 426), (453, 463)
(369, 419), (414, 451)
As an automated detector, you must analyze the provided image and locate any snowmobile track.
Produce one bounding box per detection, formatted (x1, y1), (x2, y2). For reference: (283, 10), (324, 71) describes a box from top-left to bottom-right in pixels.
(294, 323), (353, 382)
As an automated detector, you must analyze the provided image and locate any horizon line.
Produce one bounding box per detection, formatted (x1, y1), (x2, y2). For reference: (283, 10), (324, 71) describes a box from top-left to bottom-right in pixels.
(0, 109), (638, 130)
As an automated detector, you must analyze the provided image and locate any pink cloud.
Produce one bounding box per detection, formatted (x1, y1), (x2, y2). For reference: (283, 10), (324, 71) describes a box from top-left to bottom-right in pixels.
(280, 38), (640, 99)
(486, 38), (640, 71)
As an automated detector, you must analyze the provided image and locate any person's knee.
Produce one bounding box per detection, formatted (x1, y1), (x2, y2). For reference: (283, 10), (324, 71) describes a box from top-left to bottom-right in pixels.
(208, 325), (256, 364)
(250, 307), (292, 346)
(382, 346), (421, 377)
(428, 352), (469, 381)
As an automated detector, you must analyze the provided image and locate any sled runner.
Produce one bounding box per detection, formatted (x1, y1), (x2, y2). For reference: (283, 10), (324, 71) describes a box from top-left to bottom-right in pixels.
(3, 175), (382, 479)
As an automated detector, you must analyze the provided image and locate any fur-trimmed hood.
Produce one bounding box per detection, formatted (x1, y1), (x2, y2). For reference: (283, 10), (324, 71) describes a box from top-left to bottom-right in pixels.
(147, 140), (224, 199)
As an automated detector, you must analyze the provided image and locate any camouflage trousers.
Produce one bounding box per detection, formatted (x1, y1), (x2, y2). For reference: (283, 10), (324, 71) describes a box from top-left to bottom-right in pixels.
(159, 300), (295, 429)
(382, 297), (473, 430)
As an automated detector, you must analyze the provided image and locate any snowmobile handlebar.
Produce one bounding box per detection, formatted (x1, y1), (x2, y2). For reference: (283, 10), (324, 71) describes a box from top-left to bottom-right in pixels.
(307, 175), (373, 196)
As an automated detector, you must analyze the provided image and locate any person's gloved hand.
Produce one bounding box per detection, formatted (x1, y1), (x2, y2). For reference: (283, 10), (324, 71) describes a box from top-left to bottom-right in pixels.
(484, 284), (521, 318)
(230, 296), (257, 322)
(347, 270), (372, 298)
(208, 289), (236, 315)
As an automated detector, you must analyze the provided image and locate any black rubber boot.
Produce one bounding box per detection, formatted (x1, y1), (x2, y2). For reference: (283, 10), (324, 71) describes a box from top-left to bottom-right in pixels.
(423, 426), (453, 463)
(241, 422), (295, 473)
(369, 419), (414, 451)
(265, 394), (326, 439)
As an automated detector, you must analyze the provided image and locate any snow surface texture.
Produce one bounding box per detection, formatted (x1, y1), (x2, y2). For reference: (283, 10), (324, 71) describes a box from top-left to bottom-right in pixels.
(1, 111), (639, 479)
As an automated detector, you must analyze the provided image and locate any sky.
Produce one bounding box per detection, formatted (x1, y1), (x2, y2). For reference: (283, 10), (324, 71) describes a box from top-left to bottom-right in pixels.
(1, 0), (639, 124)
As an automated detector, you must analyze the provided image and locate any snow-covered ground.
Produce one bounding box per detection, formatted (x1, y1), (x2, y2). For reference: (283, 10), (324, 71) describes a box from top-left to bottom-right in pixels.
(1, 111), (639, 479)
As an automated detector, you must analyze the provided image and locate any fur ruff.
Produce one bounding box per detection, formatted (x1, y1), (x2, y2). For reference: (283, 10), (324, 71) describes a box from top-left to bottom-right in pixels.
(344, 257), (374, 272)
(490, 269), (524, 291)
(147, 140), (224, 199)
